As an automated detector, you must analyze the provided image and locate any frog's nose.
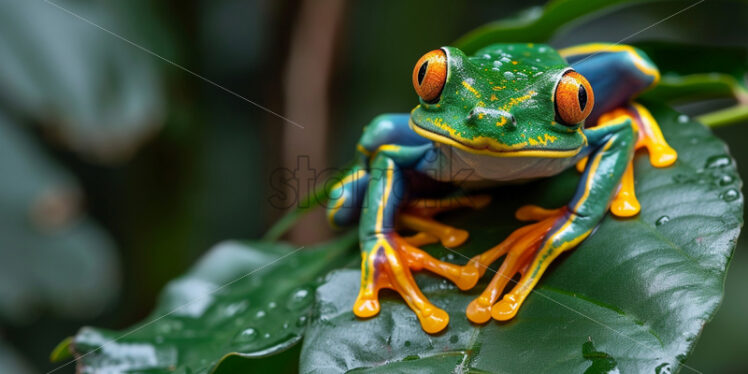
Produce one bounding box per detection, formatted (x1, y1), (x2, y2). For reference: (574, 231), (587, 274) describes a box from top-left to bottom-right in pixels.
(466, 108), (516, 130)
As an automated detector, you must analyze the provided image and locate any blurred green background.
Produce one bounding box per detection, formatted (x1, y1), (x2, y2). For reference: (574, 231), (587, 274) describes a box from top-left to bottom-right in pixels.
(1, 0), (746, 372)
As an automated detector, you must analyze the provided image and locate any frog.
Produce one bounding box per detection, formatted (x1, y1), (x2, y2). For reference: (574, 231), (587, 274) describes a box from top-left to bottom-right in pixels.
(325, 43), (677, 334)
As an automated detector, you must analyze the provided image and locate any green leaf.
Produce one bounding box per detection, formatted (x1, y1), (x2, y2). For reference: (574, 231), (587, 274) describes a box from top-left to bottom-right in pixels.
(0, 0), (167, 162)
(0, 113), (119, 323)
(64, 232), (358, 373)
(454, 0), (664, 54)
(637, 42), (748, 104)
(300, 103), (743, 373)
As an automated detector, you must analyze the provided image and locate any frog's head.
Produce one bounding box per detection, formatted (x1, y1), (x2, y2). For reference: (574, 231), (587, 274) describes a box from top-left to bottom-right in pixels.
(409, 44), (593, 157)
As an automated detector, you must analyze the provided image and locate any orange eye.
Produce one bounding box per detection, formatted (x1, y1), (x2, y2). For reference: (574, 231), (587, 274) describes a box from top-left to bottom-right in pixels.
(412, 49), (447, 102)
(554, 71), (594, 125)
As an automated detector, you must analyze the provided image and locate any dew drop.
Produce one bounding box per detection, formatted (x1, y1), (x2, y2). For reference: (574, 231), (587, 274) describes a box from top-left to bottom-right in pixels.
(677, 114), (689, 123)
(721, 189), (739, 202)
(404, 340), (411, 347)
(288, 287), (313, 310)
(296, 315), (308, 327)
(255, 310), (266, 319)
(503, 71), (515, 80)
(705, 155), (731, 169)
(500, 56), (511, 63)
(263, 333), (271, 339)
(655, 362), (671, 374)
(233, 328), (258, 344)
(268, 301), (277, 309)
(446, 253), (455, 261)
(655, 216), (670, 226)
(282, 322), (289, 329)
(718, 174), (734, 186)
(449, 335), (459, 344)
(492, 60), (503, 67)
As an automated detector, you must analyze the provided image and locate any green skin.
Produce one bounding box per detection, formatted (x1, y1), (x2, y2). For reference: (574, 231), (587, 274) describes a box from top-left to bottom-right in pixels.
(328, 43), (641, 327)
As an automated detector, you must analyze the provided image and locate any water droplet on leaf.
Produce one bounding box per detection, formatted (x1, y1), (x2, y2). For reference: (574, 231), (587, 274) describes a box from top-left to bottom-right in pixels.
(233, 328), (258, 344)
(718, 174), (734, 186)
(721, 189), (739, 202)
(656, 216), (670, 226)
(705, 155), (731, 169)
(288, 287), (313, 310)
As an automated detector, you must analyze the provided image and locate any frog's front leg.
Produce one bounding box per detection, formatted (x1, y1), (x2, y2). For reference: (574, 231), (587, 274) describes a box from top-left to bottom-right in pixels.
(354, 150), (479, 333)
(466, 115), (635, 323)
(563, 44), (678, 217)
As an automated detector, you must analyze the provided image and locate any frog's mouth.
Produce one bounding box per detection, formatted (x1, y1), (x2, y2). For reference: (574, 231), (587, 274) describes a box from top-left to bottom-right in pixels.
(409, 118), (584, 158)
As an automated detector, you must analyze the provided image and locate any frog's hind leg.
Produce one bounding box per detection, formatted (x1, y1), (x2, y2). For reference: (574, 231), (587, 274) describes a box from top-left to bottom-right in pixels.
(464, 211), (560, 323)
(398, 195), (492, 248)
(465, 115), (635, 323)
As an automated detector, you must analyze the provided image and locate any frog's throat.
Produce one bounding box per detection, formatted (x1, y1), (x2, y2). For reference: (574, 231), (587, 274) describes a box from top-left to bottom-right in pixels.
(408, 118), (584, 159)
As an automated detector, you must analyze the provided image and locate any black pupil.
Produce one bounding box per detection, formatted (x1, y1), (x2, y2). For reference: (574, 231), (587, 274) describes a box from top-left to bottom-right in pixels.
(578, 84), (587, 112)
(417, 61), (429, 85)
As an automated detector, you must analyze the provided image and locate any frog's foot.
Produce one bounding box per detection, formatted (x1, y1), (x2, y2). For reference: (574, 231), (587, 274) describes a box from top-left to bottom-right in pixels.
(353, 232), (480, 333)
(578, 103), (677, 217)
(398, 195), (491, 248)
(464, 205), (564, 323)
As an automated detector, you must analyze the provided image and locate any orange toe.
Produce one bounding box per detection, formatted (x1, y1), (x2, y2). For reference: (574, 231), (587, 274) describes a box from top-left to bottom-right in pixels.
(491, 294), (521, 321)
(466, 296), (493, 324)
(419, 307), (449, 334)
(353, 298), (380, 318)
(441, 228), (469, 248)
(454, 264), (480, 291)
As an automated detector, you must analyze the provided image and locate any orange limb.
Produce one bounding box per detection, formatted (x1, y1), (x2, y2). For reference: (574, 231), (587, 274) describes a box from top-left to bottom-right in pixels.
(464, 207), (563, 323)
(609, 160), (640, 217)
(581, 103), (677, 217)
(353, 233), (480, 333)
(398, 195), (491, 248)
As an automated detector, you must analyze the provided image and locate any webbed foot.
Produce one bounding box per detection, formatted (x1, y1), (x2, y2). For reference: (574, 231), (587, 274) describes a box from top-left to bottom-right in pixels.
(354, 232), (481, 333)
(464, 205), (566, 323)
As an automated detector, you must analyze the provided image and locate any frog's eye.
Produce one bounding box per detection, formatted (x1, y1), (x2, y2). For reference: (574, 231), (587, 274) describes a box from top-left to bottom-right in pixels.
(554, 71), (594, 125)
(413, 49), (447, 102)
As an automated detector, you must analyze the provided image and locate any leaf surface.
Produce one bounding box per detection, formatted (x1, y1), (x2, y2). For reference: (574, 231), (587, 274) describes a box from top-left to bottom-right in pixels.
(299, 103), (743, 373)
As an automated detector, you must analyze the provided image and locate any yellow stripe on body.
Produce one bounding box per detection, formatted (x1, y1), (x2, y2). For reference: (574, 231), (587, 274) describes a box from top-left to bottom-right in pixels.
(375, 159), (395, 233)
(327, 168), (368, 227)
(409, 117), (583, 159)
(370, 144), (402, 160)
(558, 43), (660, 87)
(357, 143), (372, 157)
(516, 136), (615, 293)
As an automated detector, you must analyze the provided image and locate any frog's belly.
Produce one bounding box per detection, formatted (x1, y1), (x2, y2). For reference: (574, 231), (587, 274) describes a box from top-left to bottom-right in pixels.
(431, 145), (584, 184)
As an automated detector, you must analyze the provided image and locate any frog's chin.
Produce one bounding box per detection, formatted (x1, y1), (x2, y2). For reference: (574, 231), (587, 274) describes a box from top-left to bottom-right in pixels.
(409, 119), (583, 158)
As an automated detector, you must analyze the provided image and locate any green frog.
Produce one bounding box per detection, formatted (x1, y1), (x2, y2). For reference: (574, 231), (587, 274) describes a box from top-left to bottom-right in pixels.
(326, 43), (677, 333)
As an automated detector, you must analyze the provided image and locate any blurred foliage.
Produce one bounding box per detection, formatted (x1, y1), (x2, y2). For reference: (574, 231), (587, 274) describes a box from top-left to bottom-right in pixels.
(0, 0), (743, 373)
